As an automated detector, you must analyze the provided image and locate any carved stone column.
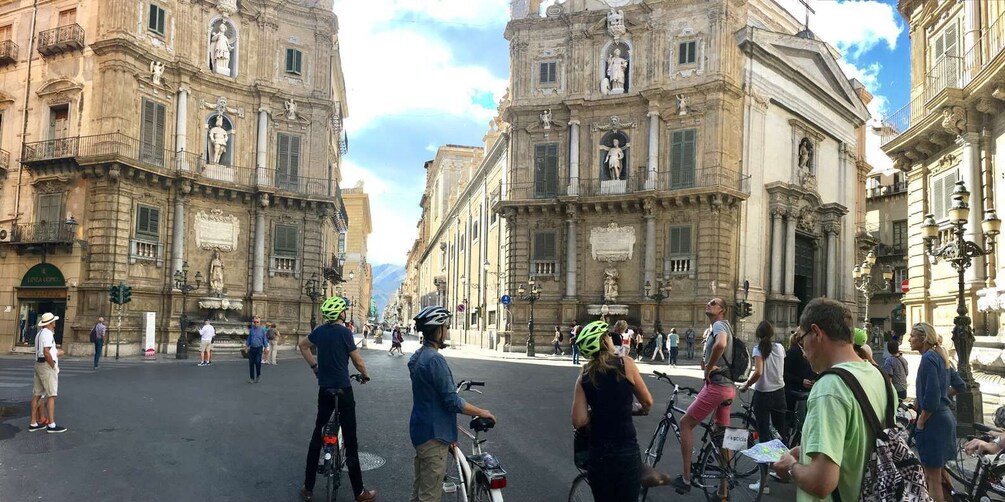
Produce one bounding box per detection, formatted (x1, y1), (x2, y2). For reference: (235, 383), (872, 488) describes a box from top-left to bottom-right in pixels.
(960, 133), (985, 285)
(176, 88), (189, 169)
(643, 199), (656, 288)
(568, 120), (580, 196)
(172, 183), (188, 275)
(253, 194), (268, 295)
(784, 207), (798, 296)
(565, 205), (578, 298)
(646, 110), (659, 190)
(825, 222), (839, 298)
(256, 108), (269, 185)
(770, 207), (784, 295)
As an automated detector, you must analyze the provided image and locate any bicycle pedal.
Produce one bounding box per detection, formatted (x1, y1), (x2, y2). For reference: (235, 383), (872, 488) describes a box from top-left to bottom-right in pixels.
(442, 482), (458, 493)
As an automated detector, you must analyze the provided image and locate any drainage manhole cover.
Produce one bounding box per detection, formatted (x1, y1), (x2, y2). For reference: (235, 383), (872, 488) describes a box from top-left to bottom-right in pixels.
(345, 451), (385, 472)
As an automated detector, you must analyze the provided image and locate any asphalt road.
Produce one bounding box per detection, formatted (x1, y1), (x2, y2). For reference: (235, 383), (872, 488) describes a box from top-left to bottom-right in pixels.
(0, 338), (796, 501)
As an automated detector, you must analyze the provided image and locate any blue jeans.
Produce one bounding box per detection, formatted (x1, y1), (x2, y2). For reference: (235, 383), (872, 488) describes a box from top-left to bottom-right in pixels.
(94, 340), (103, 367)
(669, 347), (678, 365)
(572, 344), (580, 364)
(248, 347), (263, 379)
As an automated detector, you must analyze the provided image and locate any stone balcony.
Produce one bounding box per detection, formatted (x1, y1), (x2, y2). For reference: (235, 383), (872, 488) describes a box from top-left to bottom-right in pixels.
(0, 40), (17, 65)
(37, 24), (85, 57)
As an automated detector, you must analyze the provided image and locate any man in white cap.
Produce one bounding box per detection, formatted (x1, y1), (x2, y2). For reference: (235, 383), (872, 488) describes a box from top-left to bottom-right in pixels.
(30, 312), (66, 433)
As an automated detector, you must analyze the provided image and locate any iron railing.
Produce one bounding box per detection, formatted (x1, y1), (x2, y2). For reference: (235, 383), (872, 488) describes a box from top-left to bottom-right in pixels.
(37, 24), (84, 56)
(11, 221), (75, 244)
(0, 40), (17, 64)
(504, 166), (750, 201)
(0, 148), (8, 174)
(866, 181), (908, 199)
(881, 11), (1005, 145)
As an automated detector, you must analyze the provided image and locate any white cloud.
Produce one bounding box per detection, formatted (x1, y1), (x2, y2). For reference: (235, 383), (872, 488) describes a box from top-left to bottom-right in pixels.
(340, 158), (420, 265)
(775, 0), (901, 59)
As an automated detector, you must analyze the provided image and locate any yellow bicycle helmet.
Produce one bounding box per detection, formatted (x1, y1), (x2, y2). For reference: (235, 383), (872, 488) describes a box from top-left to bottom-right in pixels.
(576, 320), (609, 358)
(320, 295), (348, 321)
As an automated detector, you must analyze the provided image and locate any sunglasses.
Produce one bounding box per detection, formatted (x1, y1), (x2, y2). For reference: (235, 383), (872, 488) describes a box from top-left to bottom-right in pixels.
(707, 300), (720, 307)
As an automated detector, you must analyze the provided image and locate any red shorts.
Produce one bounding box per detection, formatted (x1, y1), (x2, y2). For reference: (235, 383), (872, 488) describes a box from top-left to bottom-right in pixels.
(686, 382), (735, 426)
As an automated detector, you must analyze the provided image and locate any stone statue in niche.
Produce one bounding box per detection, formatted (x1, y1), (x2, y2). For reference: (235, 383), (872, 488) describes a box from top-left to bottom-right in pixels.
(208, 116), (230, 165)
(209, 250), (225, 295)
(285, 98), (297, 120)
(211, 23), (235, 75)
(676, 94), (688, 116)
(606, 9), (626, 39)
(798, 137), (813, 171)
(540, 109), (552, 130)
(606, 48), (628, 94)
(603, 266), (620, 302)
(150, 61), (165, 86)
(600, 137), (630, 180)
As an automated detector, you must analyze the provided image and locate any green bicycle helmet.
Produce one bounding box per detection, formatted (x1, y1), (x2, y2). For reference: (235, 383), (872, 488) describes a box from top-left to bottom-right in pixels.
(576, 320), (609, 358)
(854, 327), (868, 346)
(320, 295), (348, 321)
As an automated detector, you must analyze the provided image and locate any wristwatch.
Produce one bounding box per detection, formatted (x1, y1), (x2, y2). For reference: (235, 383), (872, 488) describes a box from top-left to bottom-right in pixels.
(994, 435), (1003, 446)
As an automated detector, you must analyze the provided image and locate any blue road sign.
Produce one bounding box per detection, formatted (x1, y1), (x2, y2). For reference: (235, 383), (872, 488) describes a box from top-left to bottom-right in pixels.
(501, 295), (512, 305)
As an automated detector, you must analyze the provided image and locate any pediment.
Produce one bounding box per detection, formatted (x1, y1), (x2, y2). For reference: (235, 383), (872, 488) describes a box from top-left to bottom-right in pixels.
(773, 46), (853, 105)
(35, 78), (83, 97)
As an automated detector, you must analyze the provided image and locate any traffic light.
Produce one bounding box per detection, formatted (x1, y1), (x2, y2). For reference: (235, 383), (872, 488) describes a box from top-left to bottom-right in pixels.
(121, 284), (132, 304)
(109, 284), (121, 305)
(742, 301), (753, 318)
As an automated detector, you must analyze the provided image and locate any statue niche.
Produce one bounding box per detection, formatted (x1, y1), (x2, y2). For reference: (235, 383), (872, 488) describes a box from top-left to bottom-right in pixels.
(601, 42), (630, 95)
(208, 20), (238, 77)
(598, 131), (630, 195)
(205, 114), (234, 166)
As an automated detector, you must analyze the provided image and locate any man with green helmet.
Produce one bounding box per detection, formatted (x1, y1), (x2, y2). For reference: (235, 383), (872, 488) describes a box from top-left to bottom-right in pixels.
(298, 295), (377, 502)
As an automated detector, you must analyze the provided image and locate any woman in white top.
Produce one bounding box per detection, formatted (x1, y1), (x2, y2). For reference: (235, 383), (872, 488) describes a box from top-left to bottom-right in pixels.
(739, 320), (788, 444)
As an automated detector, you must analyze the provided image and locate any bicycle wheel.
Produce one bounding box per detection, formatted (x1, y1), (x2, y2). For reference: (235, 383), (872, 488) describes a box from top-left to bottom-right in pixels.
(324, 449), (338, 502)
(695, 437), (764, 502)
(727, 413), (761, 478)
(568, 472), (592, 502)
(946, 436), (977, 491)
(442, 447), (467, 502)
(471, 473), (504, 502)
(640, 421), (669, 501)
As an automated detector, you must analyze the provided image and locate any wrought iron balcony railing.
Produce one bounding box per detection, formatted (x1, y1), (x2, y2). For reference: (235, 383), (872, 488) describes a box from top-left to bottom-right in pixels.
(503, 166), (750, 201)
(0, 40), (17, 65)
(11, 221), (75, 244)
(37, 24), (85, 56)
(0, 148), (8, 175)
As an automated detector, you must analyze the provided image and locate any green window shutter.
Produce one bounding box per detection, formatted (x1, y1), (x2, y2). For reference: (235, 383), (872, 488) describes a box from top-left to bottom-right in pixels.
(274, 225), (298, 255)
(534, 233), (556, 260)
(136, 206), (160, 238)
(288, 135), (301, 179)
(295, 50), (302, 74)
(155, 102), (166, 151)
(277, 133), (290, 177)
(932, 176), (945, 219)
(285, 49), (294, 73)
(141, 99), (156, 146)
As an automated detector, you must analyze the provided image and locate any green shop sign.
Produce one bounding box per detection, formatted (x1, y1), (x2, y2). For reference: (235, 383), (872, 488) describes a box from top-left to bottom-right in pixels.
(20, 263), (66, 289)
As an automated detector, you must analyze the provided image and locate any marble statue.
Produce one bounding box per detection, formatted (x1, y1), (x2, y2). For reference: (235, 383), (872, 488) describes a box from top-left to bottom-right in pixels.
(601, 138), (630, 180)
(150, 60), (165, 86)
(211, 23), (234, 75)
(285, 98), (297, 120)
(606, 9), (626, 39)
(208, 115), (229, 165)
(217, 0), (238, 17)
(209, 251), (225, 295)
(603, 266), (619, 302)
(540, 109), (552, 130)
(606, 48), (628, 94)
(798, 138), (813, 171)
(676, 94), (688, 116)
(600, 78), (611, 95)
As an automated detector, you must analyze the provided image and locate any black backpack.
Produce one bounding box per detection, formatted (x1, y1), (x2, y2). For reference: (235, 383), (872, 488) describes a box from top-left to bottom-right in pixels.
(719, 321), (749, 382)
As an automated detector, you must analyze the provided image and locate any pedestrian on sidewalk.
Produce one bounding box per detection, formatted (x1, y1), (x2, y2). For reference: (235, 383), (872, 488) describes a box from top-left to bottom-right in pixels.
(650, 329), (665, 363)
(553, 325), (563, 356)
(390, 327), (404, 356)
(910, 322), (956, 501)
(623, 326), (635, 358)
(634, 329), (645, 361)
(881, 339), (909, 400)
(89, 317), (106, 368)
(738, 320), (787, 494)
(29, 313), (66, 433)
(684, 327), (696, 359)
(611, 320), (627, 358)
(245, 316), (268, 383)
(667, 328), (679, 367)
(267, 322), (281, 365)
(570, 323), (581, 365)
(198, 320), (215, 366)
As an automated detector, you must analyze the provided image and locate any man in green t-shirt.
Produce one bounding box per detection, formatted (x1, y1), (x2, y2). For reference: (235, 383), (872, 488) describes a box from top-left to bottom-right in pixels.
(773, 298), (893, 501)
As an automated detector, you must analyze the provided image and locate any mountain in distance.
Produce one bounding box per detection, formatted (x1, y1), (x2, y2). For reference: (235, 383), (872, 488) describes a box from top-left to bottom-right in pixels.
(370, 263), (406, 321)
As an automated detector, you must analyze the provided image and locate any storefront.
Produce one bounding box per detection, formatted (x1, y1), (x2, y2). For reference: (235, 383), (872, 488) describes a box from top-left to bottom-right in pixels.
(15, 263), (67, 347)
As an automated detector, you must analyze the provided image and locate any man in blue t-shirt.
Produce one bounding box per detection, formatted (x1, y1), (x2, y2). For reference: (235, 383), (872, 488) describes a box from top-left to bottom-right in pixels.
(298, 296), (376, 502)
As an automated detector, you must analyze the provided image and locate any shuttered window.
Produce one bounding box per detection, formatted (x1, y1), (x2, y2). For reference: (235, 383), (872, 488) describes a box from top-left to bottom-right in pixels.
(678, 41), (696, 65)
(140, 98), (166, 166)
(148, 4), (166, 35)
(534, 143), (559, 198)
(669, 226), (692, 255)
(931, 169), (958, 221)
(539, 62), (557, 83)
(136, 205), (160, 239)
(36, 193), (62, 224)
(274, 225), (298, 256)
(670, 129), (696, 189)
(285, 48), (303, 75)
(533, 232), (557, 260)
(276, 133), (301, 190)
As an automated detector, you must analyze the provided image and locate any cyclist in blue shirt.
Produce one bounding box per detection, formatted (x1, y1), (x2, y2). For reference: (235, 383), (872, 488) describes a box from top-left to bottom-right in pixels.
(298, 296), (376, 502)
(408, 306), (495, 502)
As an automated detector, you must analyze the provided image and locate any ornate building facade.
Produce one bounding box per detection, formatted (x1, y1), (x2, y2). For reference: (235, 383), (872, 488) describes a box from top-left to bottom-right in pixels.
(340, 181), (372, 330)
(497, 0), (871, 347)
(0, 0), (350, 355)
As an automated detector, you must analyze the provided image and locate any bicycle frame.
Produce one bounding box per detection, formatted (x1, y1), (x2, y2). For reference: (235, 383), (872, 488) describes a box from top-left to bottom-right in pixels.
(444, 380), (506, 502)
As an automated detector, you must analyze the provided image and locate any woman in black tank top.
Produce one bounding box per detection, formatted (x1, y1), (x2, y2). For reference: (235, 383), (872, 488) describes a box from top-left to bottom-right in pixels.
(571, 320), (669, 501)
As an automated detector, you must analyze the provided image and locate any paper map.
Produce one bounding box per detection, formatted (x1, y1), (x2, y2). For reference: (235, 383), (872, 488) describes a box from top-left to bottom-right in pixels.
(739, 439), (790, 464)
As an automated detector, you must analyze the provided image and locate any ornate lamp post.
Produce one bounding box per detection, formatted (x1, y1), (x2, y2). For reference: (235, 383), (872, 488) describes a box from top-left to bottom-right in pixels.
(852, 248), (894, 335)
(304, 272), (323, 329)
(173, 261), (203, 360)
(644, 278), (672, 333)
(921, 180), (1001, 432)
(517, 277), (541, 357)
(348, 271), (355, 329)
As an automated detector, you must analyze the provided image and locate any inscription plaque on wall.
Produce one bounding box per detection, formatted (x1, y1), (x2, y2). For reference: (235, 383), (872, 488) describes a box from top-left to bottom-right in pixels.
(195, 209), (240, 252)
(589, 223), (636, 262)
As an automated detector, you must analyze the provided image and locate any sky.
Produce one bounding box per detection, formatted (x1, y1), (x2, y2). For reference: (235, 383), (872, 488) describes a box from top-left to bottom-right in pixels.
(332, 0), (911, 266)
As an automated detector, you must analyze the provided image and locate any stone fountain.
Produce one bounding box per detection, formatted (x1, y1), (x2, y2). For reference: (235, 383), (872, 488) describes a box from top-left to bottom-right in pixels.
(185, 249), (250, 354)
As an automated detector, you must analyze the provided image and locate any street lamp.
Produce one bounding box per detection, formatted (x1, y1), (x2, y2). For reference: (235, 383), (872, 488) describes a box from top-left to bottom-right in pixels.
(173, 261), (203, 360)
(304, 272), (323, 329)
(645, 278), (672, 333)
(922, 180), (1001, 432)
(852, 248), (894, 334)
(517, 277), (541, 357)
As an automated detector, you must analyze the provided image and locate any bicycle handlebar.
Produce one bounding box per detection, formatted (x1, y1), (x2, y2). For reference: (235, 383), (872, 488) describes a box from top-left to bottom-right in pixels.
(651, 371), (698, 395)
(349, 374), (370, 383)
(457, 380), (485, 392)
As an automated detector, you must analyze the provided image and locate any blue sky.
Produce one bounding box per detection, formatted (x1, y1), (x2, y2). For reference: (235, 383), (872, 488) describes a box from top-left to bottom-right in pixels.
(333, 0), (910, 266)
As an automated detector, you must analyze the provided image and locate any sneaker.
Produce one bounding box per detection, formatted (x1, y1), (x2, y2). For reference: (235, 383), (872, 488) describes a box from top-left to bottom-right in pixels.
(28, 423), (45, 432)
(206, 361), (212, 366)
(249, 379), (255, 383)
(671, 475), (692, 494)
(197, 362), (206, 366)
(354, 489), (377, 502)
(46, 425), (67, 434)
(749, 480), (768, 494)
(300, 487), (313, 501)
(254, 377), (261, 383)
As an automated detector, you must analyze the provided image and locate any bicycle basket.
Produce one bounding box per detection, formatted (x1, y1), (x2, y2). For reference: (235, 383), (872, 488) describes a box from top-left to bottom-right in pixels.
(574, 427), (590, 470)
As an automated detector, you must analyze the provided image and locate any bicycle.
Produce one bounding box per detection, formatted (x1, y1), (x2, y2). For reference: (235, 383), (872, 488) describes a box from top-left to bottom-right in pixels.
(944, 422), (1005, 501)
(316, 373), (367, 502)
(442, 380), (507, 502)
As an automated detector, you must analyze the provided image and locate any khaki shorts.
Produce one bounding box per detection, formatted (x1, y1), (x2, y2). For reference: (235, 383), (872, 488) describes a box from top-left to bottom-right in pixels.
(201, 340), (214, 352)
(33, 362), (58, 397)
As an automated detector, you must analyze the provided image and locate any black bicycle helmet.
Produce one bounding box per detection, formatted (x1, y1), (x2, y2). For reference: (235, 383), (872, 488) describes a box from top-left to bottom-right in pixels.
(413, 306), (451, 330)
(995, 406), (1005, 429)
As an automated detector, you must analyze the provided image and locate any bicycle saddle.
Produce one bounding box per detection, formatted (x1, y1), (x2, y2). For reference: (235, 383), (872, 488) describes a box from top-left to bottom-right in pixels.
(324, 388), (346, 397)
(471, 417), (495, 432)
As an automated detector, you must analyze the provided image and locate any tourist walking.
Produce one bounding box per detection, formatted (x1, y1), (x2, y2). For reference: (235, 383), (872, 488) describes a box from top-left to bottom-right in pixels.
(739, 320), (787, 493)
(666, 328), (679, 367)
(773, 298), (894, 500)
(245, 316), (268, 383)
(650, 329), (665, 362)
(267, 322), (280, 365)
(684, 327), (696, 359)
(89, 317), (106, 368)
(571, 319), (669, 501)
(29, 313), (66, 433)
(634, 329), (645, 361)
(611, 320), (627, 358)
(198, 320), (215, 366)
(910, 322), (956, 502)
(552, 325), (563, 356)
(623, 325), (635, 358)
(882, 339), (909, 400)
(784, 328), (817, 424)
(570, 323), (581, 365)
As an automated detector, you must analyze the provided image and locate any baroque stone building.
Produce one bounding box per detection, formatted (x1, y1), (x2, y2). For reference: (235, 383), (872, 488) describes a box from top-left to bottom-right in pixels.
(498, 0), (871, 347)
(339, 181), (372, 330)
(0, 0), (350, 355)
(881, 0), (1005, 407)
